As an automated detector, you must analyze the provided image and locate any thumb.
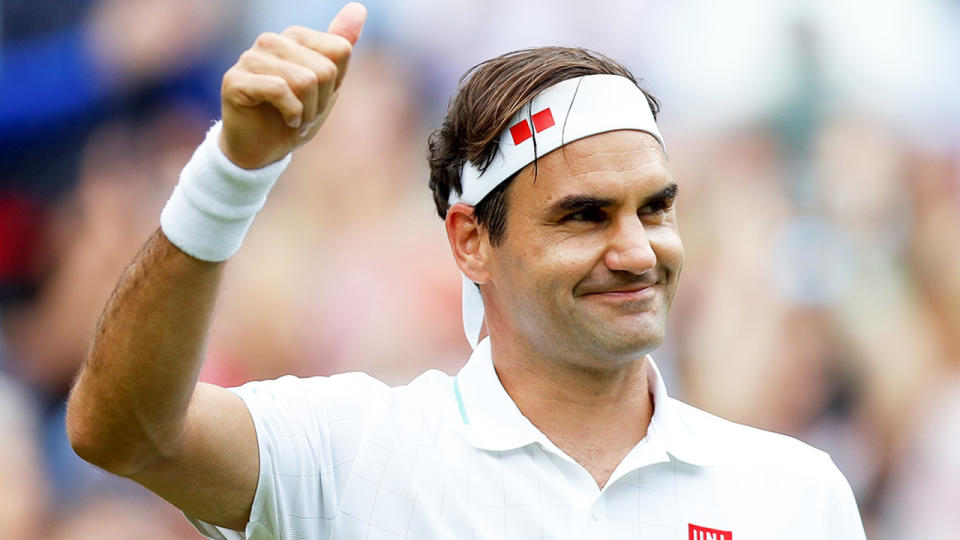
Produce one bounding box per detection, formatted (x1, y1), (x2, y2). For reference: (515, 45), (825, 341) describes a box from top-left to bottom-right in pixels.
(327, 2), (367, 45)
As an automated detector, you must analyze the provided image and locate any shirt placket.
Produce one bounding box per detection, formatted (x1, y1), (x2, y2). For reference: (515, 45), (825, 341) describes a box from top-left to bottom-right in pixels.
(540, 447), (615, 540)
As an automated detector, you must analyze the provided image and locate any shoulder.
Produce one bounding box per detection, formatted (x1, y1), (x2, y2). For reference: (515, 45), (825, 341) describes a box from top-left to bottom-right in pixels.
(232, 371), (392, 397)
(672, 399), (866, 537)
(380, 368), (464, 430)
(232, 371), (390, 413)
(229, 368), (460, 427)
(671, 397), (838, 474)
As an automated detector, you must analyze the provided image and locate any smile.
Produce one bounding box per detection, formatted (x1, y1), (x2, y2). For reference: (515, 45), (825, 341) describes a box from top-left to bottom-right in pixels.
(582, 284), (658, 302)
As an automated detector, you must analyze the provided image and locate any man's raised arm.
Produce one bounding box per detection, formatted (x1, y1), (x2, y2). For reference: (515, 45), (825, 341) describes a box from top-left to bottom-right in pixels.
(65, 3), (367, 531)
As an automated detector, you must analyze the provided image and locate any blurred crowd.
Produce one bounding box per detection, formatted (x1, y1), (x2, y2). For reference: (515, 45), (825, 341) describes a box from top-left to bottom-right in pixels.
(0, 0), (957, 538)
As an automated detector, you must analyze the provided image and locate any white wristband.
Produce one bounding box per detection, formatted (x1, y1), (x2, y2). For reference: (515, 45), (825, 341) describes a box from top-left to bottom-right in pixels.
(160, 121), (291, 261)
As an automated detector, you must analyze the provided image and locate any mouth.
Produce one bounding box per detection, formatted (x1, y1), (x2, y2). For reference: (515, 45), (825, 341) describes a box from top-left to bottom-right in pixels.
(580, 283), (658, 301)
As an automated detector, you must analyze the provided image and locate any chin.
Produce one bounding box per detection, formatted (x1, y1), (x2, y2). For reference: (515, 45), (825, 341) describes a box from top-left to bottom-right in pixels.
(570, 299), (668, 353)
(582, 324), (664, 360)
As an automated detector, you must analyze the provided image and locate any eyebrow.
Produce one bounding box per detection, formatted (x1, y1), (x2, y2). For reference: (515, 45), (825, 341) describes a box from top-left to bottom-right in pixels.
(547, 195), (616, 215)
(645, 182), (678, 208)
(546, 182), (679, 216)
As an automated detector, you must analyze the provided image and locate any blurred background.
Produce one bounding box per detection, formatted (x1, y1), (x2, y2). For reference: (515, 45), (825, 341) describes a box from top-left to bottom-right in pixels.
(0, 0), (957, 538)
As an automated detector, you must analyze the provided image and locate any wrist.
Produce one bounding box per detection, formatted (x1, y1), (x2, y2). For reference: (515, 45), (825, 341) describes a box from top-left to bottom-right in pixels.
(160, 121), (292, 261)
(217, 127), (289, 170)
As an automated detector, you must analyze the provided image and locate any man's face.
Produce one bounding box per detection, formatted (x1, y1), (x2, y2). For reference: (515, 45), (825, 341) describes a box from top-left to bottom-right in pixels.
(481, 130), (682, 366)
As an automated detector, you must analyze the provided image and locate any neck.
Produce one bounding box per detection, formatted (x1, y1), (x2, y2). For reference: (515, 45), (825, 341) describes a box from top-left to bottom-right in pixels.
(488, 333), (654, 488)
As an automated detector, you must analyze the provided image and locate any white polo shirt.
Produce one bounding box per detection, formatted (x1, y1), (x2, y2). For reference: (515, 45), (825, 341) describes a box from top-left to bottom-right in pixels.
(189, 338), (866, 540)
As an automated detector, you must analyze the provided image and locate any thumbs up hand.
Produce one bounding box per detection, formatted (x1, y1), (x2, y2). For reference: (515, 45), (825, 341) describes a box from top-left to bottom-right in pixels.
(218, 3), (367, 169)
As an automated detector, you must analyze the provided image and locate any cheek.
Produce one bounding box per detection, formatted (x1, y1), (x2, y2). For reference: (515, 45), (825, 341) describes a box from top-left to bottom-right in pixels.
(501, 237), (605, 300)
(537, 236), (608, 282)
(648, 226), (684, 269)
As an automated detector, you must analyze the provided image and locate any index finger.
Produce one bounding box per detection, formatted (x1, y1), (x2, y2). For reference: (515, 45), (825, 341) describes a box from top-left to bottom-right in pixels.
(280, 25), (352, 90)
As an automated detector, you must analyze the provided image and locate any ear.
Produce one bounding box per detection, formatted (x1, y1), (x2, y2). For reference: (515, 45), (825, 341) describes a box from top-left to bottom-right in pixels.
(445, 203), (492, 284)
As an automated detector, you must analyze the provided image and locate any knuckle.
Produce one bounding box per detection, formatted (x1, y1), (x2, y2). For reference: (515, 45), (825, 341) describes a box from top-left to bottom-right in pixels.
(329, 35), (353, 60)
(237, 50), (258, 67)
(265, 77), (290, 99)
(289, 68), (318, 94)
(221, 67), (241, 92)
(281, 25), (309, 39)
(254, 31), (282, 50)
(317, 59), (338, 82)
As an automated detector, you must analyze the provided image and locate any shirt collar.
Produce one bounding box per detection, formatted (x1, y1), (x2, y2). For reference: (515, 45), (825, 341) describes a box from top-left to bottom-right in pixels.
(453, 337), (716, 467)
(643, 350), (717, 466)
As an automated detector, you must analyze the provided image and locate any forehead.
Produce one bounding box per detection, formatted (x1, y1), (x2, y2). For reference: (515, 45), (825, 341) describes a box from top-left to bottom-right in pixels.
(509, 130), (671, 205)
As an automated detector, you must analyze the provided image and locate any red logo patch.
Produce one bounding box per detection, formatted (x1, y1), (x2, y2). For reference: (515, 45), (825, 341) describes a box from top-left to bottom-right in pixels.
(689, 523), (733, 540)
(508, 107), (555, 145)
(531, 107), (556, 133)
(509, 120), (532, 145)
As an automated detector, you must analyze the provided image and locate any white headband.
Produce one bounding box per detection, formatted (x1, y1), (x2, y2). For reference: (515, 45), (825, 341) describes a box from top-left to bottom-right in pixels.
(449, 74), (665, 348)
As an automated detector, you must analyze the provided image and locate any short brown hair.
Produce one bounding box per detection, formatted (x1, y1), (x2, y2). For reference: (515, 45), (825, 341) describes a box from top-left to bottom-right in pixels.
(427, 47), (660, 245)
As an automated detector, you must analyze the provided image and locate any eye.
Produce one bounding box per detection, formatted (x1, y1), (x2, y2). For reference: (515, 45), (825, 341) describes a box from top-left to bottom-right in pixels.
(639, 196), (676, 216)
(564, 206), (607, 223)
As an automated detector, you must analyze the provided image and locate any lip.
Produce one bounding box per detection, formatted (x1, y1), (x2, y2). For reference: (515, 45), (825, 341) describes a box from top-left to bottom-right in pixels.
(582, 283), (657, 300)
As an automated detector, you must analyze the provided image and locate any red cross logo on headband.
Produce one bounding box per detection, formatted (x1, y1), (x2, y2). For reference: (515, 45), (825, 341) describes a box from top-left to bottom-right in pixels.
(509, 108), (556, 145)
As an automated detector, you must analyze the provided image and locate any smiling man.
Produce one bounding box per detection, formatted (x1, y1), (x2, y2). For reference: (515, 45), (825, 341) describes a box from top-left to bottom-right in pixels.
(66, 3), (866, 539)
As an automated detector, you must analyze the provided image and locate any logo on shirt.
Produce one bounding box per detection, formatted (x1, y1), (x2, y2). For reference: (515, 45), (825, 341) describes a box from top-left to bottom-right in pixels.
(689, 523), (733, 540)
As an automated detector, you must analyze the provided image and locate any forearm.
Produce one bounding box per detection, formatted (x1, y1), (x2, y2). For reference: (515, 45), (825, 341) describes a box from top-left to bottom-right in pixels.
(72, 22), (355, 458)
(61, 8), (366, 527)
(66, 228), (224, 474)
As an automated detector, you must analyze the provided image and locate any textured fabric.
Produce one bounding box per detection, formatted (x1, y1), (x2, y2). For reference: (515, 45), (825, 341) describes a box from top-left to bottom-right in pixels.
(160, 121), (292, 262)
(188, 339), (866, 539)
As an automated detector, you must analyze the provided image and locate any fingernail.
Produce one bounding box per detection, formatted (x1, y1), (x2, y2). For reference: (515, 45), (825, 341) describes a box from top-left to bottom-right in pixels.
(288, 117), (301, 129)
(298, 118), (319, 137)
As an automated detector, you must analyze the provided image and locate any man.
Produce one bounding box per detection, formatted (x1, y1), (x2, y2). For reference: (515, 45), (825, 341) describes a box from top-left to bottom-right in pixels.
(66, 3), (867, 539)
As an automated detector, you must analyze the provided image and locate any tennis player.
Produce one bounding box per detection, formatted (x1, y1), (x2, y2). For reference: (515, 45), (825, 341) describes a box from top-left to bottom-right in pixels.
(66, 3), (867, 539)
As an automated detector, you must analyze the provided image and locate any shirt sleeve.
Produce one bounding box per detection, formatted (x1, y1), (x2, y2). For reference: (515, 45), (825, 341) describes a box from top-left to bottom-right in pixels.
(820, 454), (868, 540)
(185, 372), (391, 540)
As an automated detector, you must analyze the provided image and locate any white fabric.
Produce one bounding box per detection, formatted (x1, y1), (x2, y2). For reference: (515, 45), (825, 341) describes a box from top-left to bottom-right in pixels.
(460, 274), (485, 349)
(449, 74), (663, 207)
(187, 339), (866, 540)
(450, 74), (664, 348)
(160, 121), (292, 262)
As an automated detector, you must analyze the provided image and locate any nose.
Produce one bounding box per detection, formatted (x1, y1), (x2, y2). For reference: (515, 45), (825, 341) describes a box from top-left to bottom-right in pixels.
(603, 216), (657, 274)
